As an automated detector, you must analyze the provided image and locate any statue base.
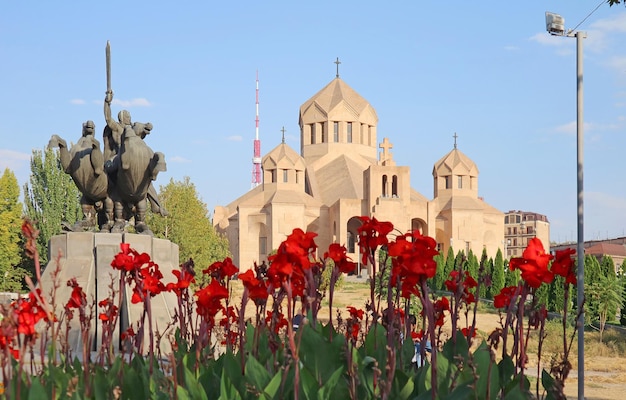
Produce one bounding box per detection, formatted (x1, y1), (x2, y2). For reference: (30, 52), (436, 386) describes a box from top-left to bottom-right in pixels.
(40, 232), (179, 356)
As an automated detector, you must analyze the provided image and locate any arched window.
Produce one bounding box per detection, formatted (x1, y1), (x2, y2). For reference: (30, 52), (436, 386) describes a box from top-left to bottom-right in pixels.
(347, 122), (352, 143)
(347, 231), (355, 253)
(392, 175), (398, 197)
(382, 175), (388, 197)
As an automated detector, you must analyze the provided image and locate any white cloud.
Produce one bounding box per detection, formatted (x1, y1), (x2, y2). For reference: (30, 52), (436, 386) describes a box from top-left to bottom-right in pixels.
(0, 149), (31, 172)
(169, 156), (192, 163)
(112, 98), (152, 107)
(606, 55), (626, 73)
(530, 32), (574, 56)
(227, 135), (243, 142)
(590, 12), (626, 34)
(503, 45), (519, 51)
(553, 121), (592, 135)
(70, 99), (85, 105)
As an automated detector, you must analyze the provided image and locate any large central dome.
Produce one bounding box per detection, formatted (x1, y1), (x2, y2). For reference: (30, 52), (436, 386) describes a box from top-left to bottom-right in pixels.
(299, 78), (377, 120)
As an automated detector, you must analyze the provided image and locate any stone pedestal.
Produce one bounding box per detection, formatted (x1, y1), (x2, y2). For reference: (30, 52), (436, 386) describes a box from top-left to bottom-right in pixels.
(40, 232), (179, 356)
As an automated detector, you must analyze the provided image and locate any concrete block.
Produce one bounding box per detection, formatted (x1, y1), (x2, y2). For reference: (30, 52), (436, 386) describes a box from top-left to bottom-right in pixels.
(123, 233), (152, 256)
(66, 232), (95, 259)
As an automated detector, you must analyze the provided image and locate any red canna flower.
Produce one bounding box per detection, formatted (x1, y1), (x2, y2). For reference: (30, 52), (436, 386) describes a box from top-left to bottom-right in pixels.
(445, 270), (478, 305)
(357, 217), (394, 265)
(166, 267), (196, 296)
(66, 279), (86, 310)
(388, 231), (439, 280)
(509, 238), (554, 288)
(238, 269), (269, 303)
(21, 219), (39, 259)
(433, 297), (450, 327)
(347, 306), (364, 320)
(98, 298), (118, 322)
(461, 326), (476, 339)
(265, 310), (288, 334)
(325, 243), (357, 274)
(195, 279), (229, 324)
(494, 286), (519, 309)
(551, 248), (576, 285)
(203, 258), (238, 282)
(121, 326), (135, 341)
(111, 243), (151, 273)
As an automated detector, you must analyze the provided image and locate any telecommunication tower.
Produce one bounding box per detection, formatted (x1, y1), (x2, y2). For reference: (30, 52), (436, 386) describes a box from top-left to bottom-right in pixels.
(251, 71), (262, 188)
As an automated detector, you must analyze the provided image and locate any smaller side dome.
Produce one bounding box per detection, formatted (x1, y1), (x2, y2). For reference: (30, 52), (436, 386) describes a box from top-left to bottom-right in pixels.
(432, 148), (479, 178)
(262, 143), (306, 171)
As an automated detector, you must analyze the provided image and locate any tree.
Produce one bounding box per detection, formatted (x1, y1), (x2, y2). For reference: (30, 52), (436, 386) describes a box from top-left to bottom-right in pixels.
(490, 249), (505, 299)
(0, 168), (28, 291)
(443, 247), (455, 283)
(608, 0), (625, 5)
(504, 261), (520, 287)
(600, 255), (616, 279)
(23, 148), (81, 269)
(587, 275), (624, 342)
(620, 274), (626, 326)
(477, 248), (491, 299)
(432, 252), (445, 291)
(146, 177), (230, 285)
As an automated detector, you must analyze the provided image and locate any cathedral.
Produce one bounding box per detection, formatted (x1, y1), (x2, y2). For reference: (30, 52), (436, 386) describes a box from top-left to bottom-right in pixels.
(213, 75), (504, 272)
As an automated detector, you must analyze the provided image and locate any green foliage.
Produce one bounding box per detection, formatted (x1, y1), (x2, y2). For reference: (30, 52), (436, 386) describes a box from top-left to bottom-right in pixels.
(600, 255), (616, 279)
(504, 261), (520, 287)
(23, 147), (81, 268)
(621, 275), (626, 326)
(586, 274), (624, 340)
(146, 177), (230, 284)
(432, 252), (445, 291)
(490, 249), (505, 299)
(443, 247), (455, 287)
(479, 249), (492, 299)
(548, 275), (571, 314)
(0, 168), (27, 292)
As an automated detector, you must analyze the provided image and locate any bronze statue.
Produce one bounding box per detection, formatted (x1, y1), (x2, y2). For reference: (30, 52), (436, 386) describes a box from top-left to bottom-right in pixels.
(48, 121), (113, 231)
(48, 41), (167, 235)
(103, 90), (166, 235)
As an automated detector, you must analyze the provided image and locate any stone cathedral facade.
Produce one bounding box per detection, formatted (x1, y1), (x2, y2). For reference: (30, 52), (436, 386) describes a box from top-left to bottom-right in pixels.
(213, 76), (504, 272)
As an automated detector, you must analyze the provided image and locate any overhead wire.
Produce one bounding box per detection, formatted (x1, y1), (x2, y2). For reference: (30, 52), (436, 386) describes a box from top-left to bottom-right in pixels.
(571, 0), (606, 31)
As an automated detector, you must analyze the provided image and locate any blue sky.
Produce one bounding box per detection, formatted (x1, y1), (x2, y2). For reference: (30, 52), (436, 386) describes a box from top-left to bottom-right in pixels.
(1, 1), (625, 244)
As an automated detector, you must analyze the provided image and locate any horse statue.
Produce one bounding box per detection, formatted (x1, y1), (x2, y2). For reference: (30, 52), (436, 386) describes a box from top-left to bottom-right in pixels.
(103, 91), (166, 235)
(47, 120), (113, 231)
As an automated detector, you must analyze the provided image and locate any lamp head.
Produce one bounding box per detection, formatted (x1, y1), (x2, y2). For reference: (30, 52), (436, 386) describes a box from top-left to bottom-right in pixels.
(546, 11), (565, 35)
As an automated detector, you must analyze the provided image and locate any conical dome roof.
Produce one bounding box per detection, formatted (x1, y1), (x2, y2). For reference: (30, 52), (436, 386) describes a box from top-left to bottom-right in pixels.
(263, 142), (306, 171)
(433, 148), (478, 177)
(299, 78), (377, 124)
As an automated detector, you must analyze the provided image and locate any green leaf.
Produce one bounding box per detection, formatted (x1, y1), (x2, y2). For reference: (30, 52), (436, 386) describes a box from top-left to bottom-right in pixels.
(441, 332), (470, 363)
(317, 366), (344, 400)
(176, 386), (191, 400)
(541, 369), (558, 400)
(390, 369), (415, 400)
(220, 370), (243, 400)
(122, 367), (146, 400)
(473, 342), (499, 400)
(299, 367), (318, 400)
(27, 378), (48, 400)
(498, 355), (515, 388)
(183, 364), (208, 400)
(446, 382), (474, 400)
(262, 370), (284, 399)
(245, 355), (272, 395)
(94, 368), (110, 400)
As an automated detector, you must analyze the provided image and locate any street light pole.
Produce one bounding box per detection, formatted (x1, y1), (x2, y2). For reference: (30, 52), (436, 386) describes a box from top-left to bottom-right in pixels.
(574, 30), (586, 400)
(546, 12), (586, 399)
